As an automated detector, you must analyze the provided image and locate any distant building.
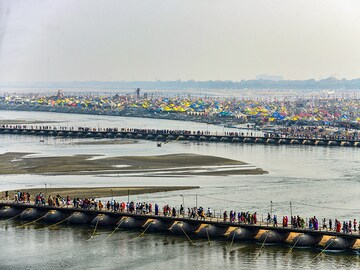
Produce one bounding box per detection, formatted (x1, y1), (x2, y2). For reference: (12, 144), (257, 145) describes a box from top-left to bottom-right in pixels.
(57, 90), (63, 99)
(256, 74), (283, 81)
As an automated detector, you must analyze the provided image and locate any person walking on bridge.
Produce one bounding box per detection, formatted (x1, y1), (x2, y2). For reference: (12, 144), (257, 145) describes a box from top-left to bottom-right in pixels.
(273, 215), (278, 227)
(267, 213), (271, 225)
(322, 218), (327, 230)
(354, 219), (357, 232)
(223, 211), (228, 222)
(180, 205), (184, 215)
(98, 200), (103, 210)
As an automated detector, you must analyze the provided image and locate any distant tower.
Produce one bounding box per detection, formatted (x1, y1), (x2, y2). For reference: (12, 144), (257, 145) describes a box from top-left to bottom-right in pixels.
(57, 90), (63, 99)
(136, 88), (140, 99)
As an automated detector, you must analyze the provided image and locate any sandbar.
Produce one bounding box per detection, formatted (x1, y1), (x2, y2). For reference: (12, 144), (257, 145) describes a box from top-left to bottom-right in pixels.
(3, 186), (199, 200)
(0, 119), (59, 125)
(0, 152), (268, 176)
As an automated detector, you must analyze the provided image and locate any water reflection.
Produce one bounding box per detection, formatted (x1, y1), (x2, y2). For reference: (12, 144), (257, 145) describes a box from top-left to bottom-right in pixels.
(1, 220), (360, 269)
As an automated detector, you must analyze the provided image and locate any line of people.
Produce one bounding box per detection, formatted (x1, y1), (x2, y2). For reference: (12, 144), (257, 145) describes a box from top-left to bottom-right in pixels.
(4, 192), (360, 235)
(223, 211), (258, 224)
(1, 123), (359, 143)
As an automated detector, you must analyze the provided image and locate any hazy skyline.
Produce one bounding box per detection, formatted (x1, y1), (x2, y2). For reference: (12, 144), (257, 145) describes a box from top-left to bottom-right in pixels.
(1, 0), (360, 82)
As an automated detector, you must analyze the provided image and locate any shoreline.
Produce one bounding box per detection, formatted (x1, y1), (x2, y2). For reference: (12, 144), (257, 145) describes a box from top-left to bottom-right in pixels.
(2, 186), (199, 200)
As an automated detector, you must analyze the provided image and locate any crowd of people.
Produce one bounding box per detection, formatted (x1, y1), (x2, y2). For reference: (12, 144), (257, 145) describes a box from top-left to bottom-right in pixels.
(13, 191), (30, 204)
(1, 92), (360, 129)
(2, 191), (360, 235)
(1, 122), (359, 144)
(223, 211), (258, 224)
(269, 125), (359, 141)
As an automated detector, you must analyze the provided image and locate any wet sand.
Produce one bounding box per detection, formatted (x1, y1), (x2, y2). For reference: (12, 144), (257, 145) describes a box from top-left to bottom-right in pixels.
(0, 119), (59, 124)
(0, 152), (267, 176)
(69, 139), (138, 145)
(4, 186), (199, 199)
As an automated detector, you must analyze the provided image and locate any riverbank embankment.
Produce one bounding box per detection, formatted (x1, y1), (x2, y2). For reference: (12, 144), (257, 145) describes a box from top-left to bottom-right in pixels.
(2, 186), (199, 200)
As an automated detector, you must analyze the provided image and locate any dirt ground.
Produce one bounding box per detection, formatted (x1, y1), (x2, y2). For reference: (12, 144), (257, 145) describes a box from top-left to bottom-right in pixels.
(0, 152), (267, 176)
(3, 186), (199, 200)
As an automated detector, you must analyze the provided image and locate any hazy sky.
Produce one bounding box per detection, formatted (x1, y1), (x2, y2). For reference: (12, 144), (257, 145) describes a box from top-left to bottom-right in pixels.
(1, 0), (360, 82)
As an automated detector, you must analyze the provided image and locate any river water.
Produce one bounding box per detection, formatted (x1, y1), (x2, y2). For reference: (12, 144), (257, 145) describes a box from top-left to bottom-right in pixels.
(1, 110), (360, 269)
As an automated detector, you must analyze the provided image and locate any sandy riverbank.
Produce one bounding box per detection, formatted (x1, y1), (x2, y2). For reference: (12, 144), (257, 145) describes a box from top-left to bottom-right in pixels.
(0, 119), (59, 125)
(69, 139), (138, 145)
(0, 152), (268, 176)
(3, 186), (199, 199)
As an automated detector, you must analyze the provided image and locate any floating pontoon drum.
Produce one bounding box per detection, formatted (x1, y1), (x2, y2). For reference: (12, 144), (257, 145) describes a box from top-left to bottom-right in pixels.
(170, 221), (201, 235)
(0, 206), (22, 219)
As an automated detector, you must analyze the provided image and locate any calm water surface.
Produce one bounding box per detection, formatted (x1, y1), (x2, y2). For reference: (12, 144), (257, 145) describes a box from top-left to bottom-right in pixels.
(1, 111), (360, 269)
